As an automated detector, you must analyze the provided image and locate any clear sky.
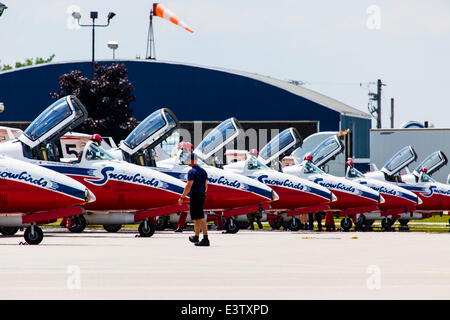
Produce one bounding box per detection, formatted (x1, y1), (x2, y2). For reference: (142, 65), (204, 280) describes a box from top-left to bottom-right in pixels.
(1, 0), (449, 128)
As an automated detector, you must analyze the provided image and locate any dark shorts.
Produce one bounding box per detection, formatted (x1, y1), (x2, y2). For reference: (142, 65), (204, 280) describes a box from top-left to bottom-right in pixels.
(189, 192), (206, 220)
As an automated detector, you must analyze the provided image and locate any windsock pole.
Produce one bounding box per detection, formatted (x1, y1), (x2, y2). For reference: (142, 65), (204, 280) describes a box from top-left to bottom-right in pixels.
(145, 3), (194, 60)
(146, 9), (156, 60)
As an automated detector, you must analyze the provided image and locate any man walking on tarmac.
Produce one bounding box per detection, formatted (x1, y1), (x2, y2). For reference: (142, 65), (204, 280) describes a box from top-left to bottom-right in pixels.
(178, 153), (209, 246)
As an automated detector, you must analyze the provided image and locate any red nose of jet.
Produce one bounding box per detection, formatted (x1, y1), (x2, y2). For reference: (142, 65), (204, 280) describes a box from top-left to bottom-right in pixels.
(267, 175), (333, 210)
(326, 178), (381, 210)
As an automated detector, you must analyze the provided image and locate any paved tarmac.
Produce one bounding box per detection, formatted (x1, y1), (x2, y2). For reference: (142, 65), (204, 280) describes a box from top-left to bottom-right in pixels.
(1, 228), (450, 299)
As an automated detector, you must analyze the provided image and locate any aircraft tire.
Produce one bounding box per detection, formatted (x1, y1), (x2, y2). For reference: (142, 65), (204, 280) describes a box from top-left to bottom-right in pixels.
(24, 226), (43, 245)
(103, 224), (122, 233)
(155, 216), (169, 231)
(0, 226), (19, 236)
(354, 214), (365, 229)
(224, 219), (239, 234)
(287, 217), (301, 231)
(238, 221), (250, 230)
(381, 217), (394, 230)
(269, 217), (283, 230)
(68, 215), (86, 233)
(363, 220), (375, 227)
(138, 220), (155, 237)
(340, 216), (352, 232)
(398, 219), (409, 227)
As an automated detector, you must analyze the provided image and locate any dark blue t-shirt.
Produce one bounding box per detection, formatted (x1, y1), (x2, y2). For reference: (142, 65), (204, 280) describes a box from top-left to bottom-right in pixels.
(187, 165), (208, 195)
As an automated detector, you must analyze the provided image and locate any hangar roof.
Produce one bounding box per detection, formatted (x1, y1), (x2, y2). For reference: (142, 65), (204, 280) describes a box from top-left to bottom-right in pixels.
(149, 60), (372, 119)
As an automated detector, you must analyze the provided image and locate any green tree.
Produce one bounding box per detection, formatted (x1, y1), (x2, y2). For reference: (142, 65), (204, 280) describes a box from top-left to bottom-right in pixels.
(1, 54), (55, 71)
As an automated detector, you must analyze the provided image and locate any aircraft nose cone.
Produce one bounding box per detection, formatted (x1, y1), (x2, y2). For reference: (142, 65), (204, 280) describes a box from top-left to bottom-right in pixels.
(85, 188), (96, 203)
(271, 190), (280, 202)
(331, 192), (338, 202)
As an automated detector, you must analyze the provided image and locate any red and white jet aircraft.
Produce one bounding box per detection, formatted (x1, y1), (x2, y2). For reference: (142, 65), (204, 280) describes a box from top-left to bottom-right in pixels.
(288, 133), (421, 230)
(364, 146), (450, 226)
(0, 156), (95, 244)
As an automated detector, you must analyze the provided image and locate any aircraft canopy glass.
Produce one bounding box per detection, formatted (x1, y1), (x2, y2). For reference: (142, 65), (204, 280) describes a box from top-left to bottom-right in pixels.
(123, 109), (177, 150)
(414, 151), (446, 174)
(383, 146), (415, 174)
(85, 143), (115, 161)
(346, 166), (365, 179)
(246, 156), (270, 171)
(195, 118), (238, 158)
(419, 172), (436, 183)
(259, 129), (295, 163)
(302, 161), (325, 175)
(309, 136), (342, 166)
(177, 149), (207, 166)
(24, 97), (76, 141)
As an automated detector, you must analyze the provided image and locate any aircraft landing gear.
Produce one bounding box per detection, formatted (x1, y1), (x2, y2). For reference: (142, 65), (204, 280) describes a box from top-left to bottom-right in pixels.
(138, 219), (155, 237)
(24, 225), (43, 245)
(364, 219), (374, 227)
(239, 221), (250, 230)
(268, 217), (283, 230)
(103, 224), (122, 233)
(354, 215), (365, 231)
(340, 216), (352, 232)
(155, 216), (169, 231)
(0, 226), (19, 236)
(381, 217), (395, 230)
(286, 217), (301, 231)
(398, 219), (409, 227)
(224, 218), (239, 234)
(68, 215), (86, 233)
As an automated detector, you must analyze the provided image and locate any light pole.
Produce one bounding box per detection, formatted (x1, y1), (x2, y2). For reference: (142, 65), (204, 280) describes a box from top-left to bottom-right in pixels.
(107, 40), (119, 60)
(72, 11), (116, 79)
(0, 2), (7, 17)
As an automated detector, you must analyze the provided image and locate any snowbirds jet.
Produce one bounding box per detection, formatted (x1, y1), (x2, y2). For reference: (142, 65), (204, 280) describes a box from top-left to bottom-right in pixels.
(291, 133), (420, 230)
(0, 156), (95, 244)
(220, 127), (337, 231)
(108, 109), (278, 233)
(0, 96), (188, 237)
(263, 130), (385, 230)
(364, 146), (450, 226)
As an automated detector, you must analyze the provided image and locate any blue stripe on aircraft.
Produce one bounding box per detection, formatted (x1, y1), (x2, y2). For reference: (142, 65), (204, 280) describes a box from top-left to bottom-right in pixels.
(359, 190), (380, 202)
(398, 191), (418, 203)
(45, 165), (183, 195)
(162, 181), (185, 195)
(43, 165), (96, 177)
(308, 186), (331, 200)
(48, 181), (86, 200)
(244, 184), (273, 200)
(402, 185), (425, 192)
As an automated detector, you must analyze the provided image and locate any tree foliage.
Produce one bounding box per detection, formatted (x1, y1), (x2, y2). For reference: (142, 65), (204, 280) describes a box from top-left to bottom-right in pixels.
(50, 63), (138, 142)
(1, 54), (55, 71)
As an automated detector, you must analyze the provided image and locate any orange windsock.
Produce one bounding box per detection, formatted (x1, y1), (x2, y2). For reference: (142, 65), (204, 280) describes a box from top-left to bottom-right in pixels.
(152, 3), (194, 33)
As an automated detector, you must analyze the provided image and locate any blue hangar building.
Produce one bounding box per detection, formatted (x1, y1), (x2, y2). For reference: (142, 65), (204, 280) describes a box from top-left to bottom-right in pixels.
(0, 59), (371, 160)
